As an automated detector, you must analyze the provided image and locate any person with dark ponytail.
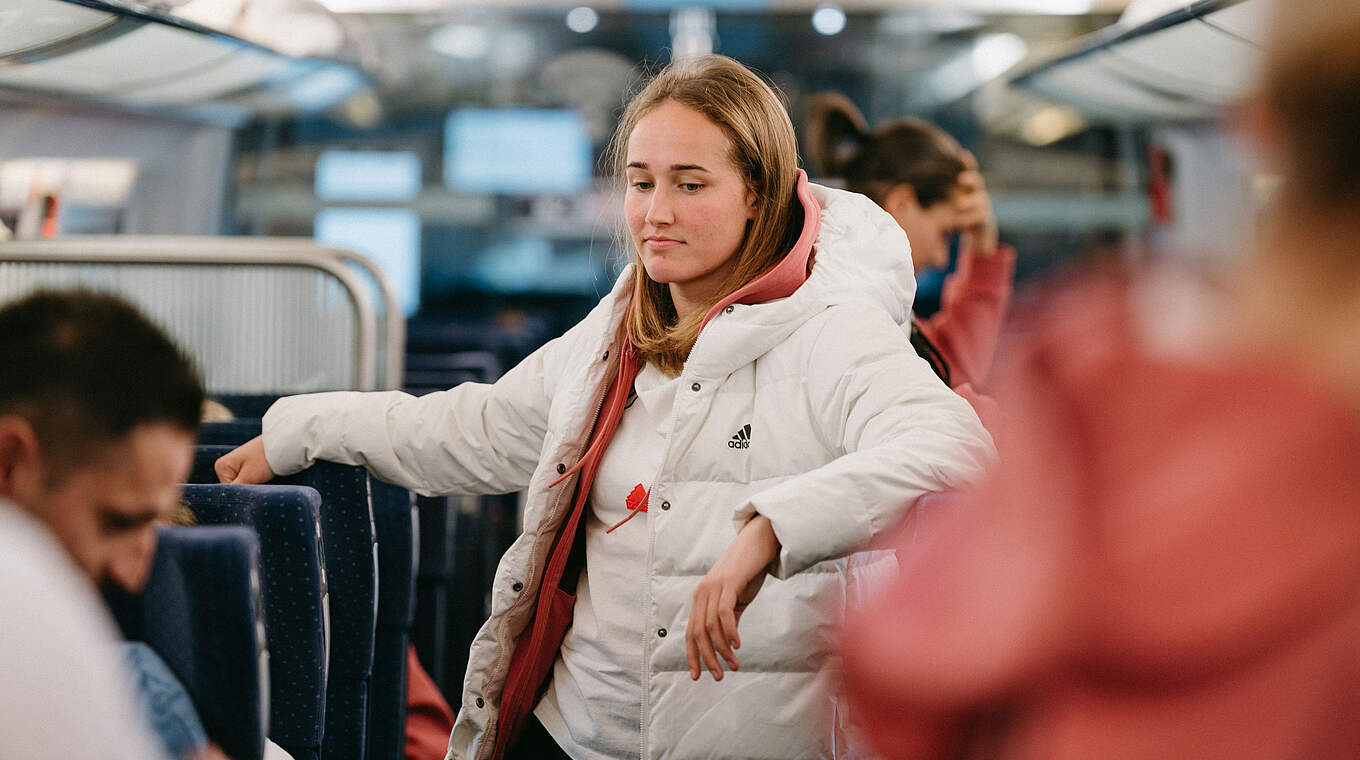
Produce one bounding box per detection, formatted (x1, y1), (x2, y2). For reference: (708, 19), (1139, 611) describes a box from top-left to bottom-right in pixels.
(807, 93), (1015, 390)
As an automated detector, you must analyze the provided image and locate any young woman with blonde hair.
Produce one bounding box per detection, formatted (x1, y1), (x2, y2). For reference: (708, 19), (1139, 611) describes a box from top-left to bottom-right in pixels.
(218, 55), (992, 759)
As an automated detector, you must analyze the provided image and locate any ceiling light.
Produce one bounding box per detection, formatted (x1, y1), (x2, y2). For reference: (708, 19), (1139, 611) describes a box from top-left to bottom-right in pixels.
(947, 0), (1095, 14)
(429, 24), (490, 60)
(811, 3), (846, 36)
(315, 0), (450, 12)
(566, 6), (599, 34)
(917, 33), (1029, 107)
(671, 7), (715, 62)
(971, 33), (1029, 81)
(1018, 105), (1087, 146)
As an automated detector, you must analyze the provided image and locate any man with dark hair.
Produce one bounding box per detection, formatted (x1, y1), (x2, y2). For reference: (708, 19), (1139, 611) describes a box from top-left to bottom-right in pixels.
(0, 290), (203, 589)
(0, 290), (203, 759)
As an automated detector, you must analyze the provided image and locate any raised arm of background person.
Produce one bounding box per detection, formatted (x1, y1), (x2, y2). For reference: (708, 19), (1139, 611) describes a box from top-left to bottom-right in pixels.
(254, 321), (584, 497)
(733, 302), (995, 580)
(915, 245), (1016, 389)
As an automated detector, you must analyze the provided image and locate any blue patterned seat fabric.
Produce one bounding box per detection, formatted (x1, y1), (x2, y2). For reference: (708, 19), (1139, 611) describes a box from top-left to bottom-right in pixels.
(367, 480), (419, 760)
(105, 526), (268, 760)
(181, 484), (327, 760)
(191, 444), (378, 760)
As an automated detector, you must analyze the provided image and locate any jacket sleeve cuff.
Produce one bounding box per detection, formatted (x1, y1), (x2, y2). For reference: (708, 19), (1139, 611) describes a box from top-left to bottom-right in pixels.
(261, 392), (354, 476)
(955, 244), (1016, 284)
(733, 487), (877, 580)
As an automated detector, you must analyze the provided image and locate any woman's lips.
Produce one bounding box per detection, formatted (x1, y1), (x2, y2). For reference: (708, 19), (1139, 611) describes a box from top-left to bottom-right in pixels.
(645, 237), (683, 251)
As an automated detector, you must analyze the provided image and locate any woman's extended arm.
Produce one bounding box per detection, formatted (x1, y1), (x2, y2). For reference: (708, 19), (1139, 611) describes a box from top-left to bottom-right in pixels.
(217, 331), (570, 497)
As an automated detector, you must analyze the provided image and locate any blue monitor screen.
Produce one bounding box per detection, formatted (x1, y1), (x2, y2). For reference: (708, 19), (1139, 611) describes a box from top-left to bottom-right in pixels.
(315, 150), (421, 202)
(443, 108), (593, 195)
(315, 208), (422, 317)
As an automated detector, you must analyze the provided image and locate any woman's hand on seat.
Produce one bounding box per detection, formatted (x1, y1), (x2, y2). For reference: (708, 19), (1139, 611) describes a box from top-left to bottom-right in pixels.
(214, 436), (276, 485)
(686, 515), (779, 681)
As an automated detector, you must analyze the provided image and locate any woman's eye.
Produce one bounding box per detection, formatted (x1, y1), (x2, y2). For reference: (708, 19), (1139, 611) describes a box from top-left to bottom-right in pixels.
(680, 183), (702, 192)
(631, 181), (653, 191)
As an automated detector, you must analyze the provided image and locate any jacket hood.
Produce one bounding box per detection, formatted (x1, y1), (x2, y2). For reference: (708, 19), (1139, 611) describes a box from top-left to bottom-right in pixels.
(801, 181), (917, 325)
(602, 173), (918, 378)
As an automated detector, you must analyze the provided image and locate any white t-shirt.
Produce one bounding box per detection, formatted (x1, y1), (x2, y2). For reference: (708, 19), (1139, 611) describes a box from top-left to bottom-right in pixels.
(0, 500), (168, 760)
(535, 361), (679, 759)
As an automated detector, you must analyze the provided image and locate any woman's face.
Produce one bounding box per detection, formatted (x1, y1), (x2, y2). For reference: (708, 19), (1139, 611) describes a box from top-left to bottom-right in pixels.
(885, 186), (958, 273)
(625, 100), (757, 311)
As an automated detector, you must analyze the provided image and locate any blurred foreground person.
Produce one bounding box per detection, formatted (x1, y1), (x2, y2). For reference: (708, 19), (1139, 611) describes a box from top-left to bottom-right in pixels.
(807, 95), (1014, 390)
(0, 291), (203, 760)
(841, 1), (1360, 758)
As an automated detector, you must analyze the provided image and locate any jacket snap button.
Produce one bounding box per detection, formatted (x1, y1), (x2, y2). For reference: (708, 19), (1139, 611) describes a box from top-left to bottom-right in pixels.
(724, 305), (734, 314)
(512, 581), (523, 592)
(556, 463), (566, 475)
(475, 697), (484, 708)
(657, 628), (667, 638)
(691, 382), (701, 392)
(660, 500), (671, 511)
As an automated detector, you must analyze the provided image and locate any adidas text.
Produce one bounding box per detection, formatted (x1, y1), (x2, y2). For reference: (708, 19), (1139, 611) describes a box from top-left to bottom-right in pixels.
(728, 424), (752, 449)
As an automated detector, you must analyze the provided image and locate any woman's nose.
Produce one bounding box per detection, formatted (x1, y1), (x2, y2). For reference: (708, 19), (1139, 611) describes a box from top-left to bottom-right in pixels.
(646, 190), (674, 225)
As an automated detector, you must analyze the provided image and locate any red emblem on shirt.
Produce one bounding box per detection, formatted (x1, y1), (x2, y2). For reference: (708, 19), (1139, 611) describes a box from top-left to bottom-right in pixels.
(606, 483), (650, 534)
(626, 483), (648, 513)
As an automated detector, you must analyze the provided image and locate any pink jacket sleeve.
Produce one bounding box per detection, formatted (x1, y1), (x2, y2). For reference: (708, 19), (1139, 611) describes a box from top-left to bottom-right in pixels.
(916, 245), (1016, 388)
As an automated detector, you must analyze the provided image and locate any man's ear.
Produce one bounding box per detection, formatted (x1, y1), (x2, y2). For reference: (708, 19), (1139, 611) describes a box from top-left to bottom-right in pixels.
(0, 416), (42, 501)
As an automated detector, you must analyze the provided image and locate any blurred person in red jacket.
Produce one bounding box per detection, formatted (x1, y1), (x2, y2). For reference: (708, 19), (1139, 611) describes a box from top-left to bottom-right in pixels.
(840, 0), (1360, 757)
(807, 94), (1014, 391)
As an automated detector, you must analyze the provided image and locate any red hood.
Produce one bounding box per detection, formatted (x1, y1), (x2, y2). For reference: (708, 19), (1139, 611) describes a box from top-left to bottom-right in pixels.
(701, 168), (821, 324)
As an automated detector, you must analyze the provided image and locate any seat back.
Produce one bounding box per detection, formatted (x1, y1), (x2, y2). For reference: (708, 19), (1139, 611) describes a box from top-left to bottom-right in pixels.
(412, 495), (456, 692)
(367, 480), (419, 760)
(198, 419), (265, 446)
(192, 445), (378, 760)
(182, 484), (328, 760)
(0, 238), (389, 392)
(210, 395), (282, 420)
(107, 526), (268, 760)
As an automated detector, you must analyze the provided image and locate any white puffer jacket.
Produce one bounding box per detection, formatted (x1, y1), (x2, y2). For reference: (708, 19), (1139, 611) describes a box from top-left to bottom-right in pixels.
(262, 183), (995, 760)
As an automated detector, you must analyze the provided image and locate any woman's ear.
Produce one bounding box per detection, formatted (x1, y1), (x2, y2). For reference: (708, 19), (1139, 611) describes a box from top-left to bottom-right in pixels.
(882, 183), (919, 224)
(746, 189), (759, 220)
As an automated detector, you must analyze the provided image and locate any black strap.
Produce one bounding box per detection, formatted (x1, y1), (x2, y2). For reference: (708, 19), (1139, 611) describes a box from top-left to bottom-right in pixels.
(910, 318), (951, 387)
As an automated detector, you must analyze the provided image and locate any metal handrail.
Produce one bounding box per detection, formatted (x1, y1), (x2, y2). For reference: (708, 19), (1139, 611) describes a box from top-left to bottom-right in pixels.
(0, 237), (380, 391)
(44, 236), (409, 389)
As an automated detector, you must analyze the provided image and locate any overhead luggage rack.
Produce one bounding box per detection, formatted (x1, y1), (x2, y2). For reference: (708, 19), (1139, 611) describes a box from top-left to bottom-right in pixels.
(0, 236), (404, 393)
(1009, 0), (1266, 123)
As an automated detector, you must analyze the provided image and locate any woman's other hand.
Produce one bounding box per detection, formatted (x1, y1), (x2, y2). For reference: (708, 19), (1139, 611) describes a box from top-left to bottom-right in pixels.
(685, 515), (780, 681)
(214, 436), (275, 485)
(954, 151), (999, 257)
